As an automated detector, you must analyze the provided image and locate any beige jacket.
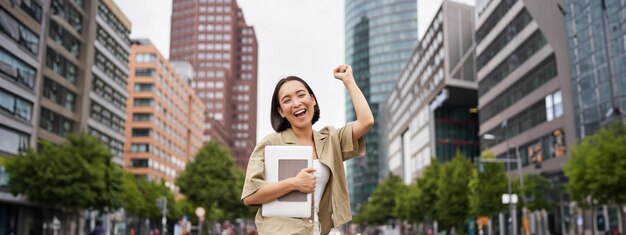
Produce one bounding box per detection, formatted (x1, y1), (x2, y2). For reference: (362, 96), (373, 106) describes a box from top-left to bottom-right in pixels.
(241, 123), (365, 235)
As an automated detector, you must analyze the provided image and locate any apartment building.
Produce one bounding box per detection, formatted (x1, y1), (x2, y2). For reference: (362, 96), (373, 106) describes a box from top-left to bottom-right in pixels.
(125, 39), (204, 192)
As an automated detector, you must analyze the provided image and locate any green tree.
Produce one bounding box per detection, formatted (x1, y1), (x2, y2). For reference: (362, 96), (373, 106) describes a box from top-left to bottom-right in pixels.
(354, 173), (403, 225)
(436, 152), (473, 233)
(134, 177), (179, 220)
(176, 141), (245, 220)
(5, 133), (124, 213)
(417, 159), (441, 226)
(565, 122), (626, 232)
(515, 174), (552, 211)
(394, 182), (422, 223)
(469, 151), (507, 217)
(121, 173), (145, 216)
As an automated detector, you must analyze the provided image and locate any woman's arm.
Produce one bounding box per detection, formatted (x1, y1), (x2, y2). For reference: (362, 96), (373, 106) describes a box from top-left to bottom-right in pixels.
(242, 167), (317, 206)
(334, 64), (374, 140)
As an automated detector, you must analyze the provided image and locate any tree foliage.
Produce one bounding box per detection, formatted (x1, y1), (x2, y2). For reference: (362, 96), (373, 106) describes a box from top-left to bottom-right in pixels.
(176, 140), (251, 220)
(515, 174), (552, 211)
(5, 133), (124, 213)
(436, 152), (473, 230)
(469, 151), (507, 217)
(354, 173), (403, 225)
(417, 159), (441, 222)
(565, 122), (626, 208)
(394, 182), (422, 223)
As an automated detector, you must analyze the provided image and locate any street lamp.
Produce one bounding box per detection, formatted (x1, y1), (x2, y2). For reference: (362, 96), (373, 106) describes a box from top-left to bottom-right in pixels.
(481, 120), (522, 235)
(195, 207), (206, 235)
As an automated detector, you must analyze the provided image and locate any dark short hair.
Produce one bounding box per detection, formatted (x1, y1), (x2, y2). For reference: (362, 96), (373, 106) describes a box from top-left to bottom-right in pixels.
(270, 76), (320, 132)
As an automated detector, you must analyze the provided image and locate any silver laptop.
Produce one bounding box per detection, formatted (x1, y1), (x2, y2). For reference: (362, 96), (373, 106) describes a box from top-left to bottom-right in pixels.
(262, 146), (312, 218)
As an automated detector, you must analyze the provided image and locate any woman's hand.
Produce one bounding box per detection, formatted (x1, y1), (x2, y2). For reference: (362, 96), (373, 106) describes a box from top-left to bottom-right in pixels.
(290, 168), (316, 193)
(336, 64), (374, 140)
(333, 64), (354, 83)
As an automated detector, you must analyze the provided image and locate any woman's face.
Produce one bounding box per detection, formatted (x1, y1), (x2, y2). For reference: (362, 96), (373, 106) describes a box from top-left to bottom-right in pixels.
(277, 80), (317, 130)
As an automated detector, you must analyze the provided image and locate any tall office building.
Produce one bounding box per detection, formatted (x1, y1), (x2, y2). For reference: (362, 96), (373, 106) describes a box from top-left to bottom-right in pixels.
(125, 39), (204, 191)
(344, 0), (418, 212)
(384, 0), (477, 185)
(563, 0), (626, 138)
(563, 0), (626, 233)
(169, 0), (257, 169)
(475, 0), (576, 233)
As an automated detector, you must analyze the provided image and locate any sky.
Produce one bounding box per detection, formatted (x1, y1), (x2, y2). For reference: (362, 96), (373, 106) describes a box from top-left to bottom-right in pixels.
(114, 0), (475, 140)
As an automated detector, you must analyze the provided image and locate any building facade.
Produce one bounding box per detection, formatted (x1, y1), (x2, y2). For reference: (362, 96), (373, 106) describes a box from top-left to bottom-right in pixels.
(0, 0), (45, 159)
(169, 0), (257, 169)
(564, 0), (626, 138)
(40, 0), (132, 165)
(125, 39), (204, 192)
(563, 0), (626, 233)
(475, 0), (577, 233)
(0, 0), (132, 233)
(344, 0), (419, 213)
(385, 1), (477, 184)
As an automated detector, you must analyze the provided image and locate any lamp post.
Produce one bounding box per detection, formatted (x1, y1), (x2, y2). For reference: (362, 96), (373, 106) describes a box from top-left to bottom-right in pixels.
(195, 207), (206, 235)
(482, 121), (522, 235)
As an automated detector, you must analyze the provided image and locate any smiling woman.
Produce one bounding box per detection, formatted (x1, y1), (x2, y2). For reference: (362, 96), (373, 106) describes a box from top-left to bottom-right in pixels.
(241, 64), (374, 235)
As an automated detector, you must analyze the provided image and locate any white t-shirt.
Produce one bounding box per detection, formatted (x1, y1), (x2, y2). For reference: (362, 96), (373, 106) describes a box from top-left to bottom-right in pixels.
(312, 160), (330, 235)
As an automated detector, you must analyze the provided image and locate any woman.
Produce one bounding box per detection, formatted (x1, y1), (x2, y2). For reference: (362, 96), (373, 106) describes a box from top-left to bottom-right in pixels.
(241, 64), (374, 235)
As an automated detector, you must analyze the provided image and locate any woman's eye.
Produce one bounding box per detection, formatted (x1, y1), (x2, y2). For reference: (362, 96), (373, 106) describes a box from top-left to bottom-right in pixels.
(298, 94), (305, 98)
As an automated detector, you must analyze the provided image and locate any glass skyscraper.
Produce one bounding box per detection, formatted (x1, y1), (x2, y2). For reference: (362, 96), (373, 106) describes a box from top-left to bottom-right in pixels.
(564, 0), (626, 138)
(344, 0), (418, 213)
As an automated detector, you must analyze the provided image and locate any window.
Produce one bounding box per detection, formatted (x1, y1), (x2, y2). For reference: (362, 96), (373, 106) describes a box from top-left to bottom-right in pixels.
(95, 50), (128, 87)
(0, 125), (29, 155)
(132, 128), (151, 137)
(477, 9), (532, 70)
(476, 0), (517, 44)
(131, 143), (151, 153)
(135, 68), (155, 77)
(96, 27), (128, 64)
(89, 101), (125, 134)
(133, 98), (153, 107)
(0, 88), (32, 121)
(479, 31), (547, 96)
(134, 83), (153, 91)
(135, 53), (156, 63)
(96, 1), (130, 44)
(92, 75), (127, 111)
(46, 47), (77, 83)
(43, 77), (75, 111)
(51, 0), (82, 33)
(479, 56), (557, 123)
(0, 8), (40, 55)
(0, 47), (36, 88)
(49, 20), (80, 58)
(546, 90), (563, 121)
(40, 108), (73, 136)
(19, 0), (43, 22)
(89, 127), (123, 157)
(133, 113), (152, 122)
(130, 158), (149, 168)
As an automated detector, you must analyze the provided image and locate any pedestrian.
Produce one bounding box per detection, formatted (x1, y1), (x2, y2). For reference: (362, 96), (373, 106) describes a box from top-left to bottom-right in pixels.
(89, 221), (105, 235)
(241, 64), (374, 235)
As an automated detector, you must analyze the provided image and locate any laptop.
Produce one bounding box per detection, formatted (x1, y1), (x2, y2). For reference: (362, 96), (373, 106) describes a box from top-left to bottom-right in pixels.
(262, 146), (313, 218)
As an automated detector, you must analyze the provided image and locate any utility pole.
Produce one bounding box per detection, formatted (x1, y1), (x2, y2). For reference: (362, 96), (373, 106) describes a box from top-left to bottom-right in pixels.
(157, 197), (168, 235)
